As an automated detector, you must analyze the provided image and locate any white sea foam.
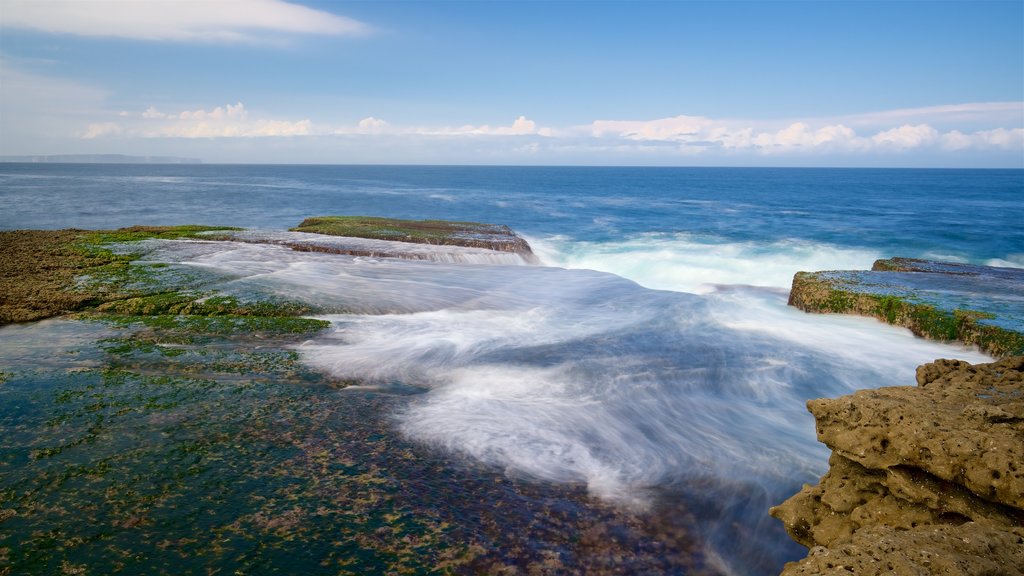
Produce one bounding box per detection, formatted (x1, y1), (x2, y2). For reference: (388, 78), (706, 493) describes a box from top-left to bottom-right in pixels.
(145, 237), (992, 572)
(531, 232), (882, 293)
(227, 230), (532, 266)
(987, 255), (1024, 269)
(143, 239), (991, 500)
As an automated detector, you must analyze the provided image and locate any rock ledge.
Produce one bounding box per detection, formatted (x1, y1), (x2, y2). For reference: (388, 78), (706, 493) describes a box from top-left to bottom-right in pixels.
(788, 258), (1024, 357)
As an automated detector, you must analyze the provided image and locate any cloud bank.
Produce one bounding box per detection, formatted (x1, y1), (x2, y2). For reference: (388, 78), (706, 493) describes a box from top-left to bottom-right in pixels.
(5, 55), (1019, 167)
(80, 100), (1022, 163)
(0, 0), (369, 42)
(84, 103), (312, 138)
(581, 105), (1023, 156)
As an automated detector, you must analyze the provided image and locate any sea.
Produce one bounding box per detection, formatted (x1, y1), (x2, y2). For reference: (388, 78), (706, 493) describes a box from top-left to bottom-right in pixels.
(0, 163), (1021, 575)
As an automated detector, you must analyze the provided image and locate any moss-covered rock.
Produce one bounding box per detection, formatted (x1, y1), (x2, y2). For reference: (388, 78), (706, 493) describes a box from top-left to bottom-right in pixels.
(291, 216), (534, 255)
(788, 258), (1024, 357)
(0, 225), (326, 327)
(0, 227), (235, 325)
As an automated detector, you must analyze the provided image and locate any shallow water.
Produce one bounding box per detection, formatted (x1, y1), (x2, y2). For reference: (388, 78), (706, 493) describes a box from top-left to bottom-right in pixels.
(0, 164), (1017, 574)
(135, 238), (994, 572)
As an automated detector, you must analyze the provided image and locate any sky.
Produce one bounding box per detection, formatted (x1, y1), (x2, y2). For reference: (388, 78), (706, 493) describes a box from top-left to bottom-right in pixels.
(1, 0), (1022, 167)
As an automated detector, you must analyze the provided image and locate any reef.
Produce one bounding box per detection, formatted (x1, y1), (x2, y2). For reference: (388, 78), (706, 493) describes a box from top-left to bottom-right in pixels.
(1, 217), (536, 328)
(771, 356), (1024, 575)
(0, 226), (239, 325)
(291, 216), (535, 257)
(788, 257), (1024, 357)
(0, 224), (718, 575)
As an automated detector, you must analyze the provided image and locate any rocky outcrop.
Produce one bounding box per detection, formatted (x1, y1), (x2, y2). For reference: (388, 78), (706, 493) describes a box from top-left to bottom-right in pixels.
(771, 356), (1024, 575)
(225, 229), (537, 265)
(291, 216), (536, 258)
(788, 258), (1024, 357)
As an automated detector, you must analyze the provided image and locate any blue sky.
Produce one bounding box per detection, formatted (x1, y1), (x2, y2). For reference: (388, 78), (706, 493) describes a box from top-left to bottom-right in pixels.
(1, 0), (1022, 166)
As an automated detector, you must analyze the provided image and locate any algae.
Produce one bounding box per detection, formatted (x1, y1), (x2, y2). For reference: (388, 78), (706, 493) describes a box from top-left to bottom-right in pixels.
(0, 226), (240, 325)
(789, 268), (1024, 357)
(0, 315), (709, 575)
(0, 224), (723, 573)
(291, 215), (533, 253)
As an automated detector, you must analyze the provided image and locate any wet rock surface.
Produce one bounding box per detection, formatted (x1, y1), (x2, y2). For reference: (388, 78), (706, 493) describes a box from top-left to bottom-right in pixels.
(291, 216), (536, 258)
(771, 356), (1024, 575)
(226, 229), (537, 265)
(788, 257), (1024, 357)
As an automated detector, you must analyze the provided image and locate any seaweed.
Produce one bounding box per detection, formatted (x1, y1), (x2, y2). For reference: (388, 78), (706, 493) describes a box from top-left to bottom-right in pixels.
(789, 267), (1024, 357)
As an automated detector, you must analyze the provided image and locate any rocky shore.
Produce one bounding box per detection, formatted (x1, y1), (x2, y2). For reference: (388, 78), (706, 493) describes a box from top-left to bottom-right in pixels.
(771, 356), (1024, 575)
(788, 257), (1024, 357)
(0, 218), (536, 325)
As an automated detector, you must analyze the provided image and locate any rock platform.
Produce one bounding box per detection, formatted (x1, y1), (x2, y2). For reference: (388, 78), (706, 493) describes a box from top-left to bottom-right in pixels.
(788, 257), (1024, 357)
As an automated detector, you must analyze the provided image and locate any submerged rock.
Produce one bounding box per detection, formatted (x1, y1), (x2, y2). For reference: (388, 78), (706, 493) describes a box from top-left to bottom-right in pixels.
(771, 356), (1024, 575)
(788, 257), (1024, 357)
(291, 216), (537, 259)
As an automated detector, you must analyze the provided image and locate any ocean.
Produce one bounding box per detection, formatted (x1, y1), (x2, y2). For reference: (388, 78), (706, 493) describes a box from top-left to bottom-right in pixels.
(0, 163), (1020, 574)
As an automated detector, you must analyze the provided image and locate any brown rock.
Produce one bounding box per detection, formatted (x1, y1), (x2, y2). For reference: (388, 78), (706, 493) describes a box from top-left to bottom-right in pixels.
(809, 356), (1024, 509)
(771, 356), (1024, 575)
(779, 524), (1024, 576)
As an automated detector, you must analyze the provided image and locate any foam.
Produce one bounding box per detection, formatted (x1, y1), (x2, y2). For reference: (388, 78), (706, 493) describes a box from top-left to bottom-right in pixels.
(144, 237), (993, 571)
(531, 232), (882, 293)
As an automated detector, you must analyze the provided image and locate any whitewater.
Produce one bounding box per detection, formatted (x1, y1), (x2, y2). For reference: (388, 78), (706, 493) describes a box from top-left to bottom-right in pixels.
(1, 163), (1020, 573)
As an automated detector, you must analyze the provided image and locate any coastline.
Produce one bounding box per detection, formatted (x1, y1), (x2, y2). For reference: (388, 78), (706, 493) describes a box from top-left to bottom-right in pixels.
(1, 221), (1018, 575)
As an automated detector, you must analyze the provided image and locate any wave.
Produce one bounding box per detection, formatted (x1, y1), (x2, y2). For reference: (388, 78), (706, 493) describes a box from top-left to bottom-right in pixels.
(531, 232), (884, 293)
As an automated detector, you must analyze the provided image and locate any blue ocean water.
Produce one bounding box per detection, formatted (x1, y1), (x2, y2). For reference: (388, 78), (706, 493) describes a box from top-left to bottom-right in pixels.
(2, 164), (1021, 270)
(0, 163), (1020, 574)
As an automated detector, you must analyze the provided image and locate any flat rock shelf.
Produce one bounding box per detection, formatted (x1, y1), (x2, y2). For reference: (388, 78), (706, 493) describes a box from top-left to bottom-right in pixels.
(291, 216), (537, 260)
(788, 257), (1024, 357)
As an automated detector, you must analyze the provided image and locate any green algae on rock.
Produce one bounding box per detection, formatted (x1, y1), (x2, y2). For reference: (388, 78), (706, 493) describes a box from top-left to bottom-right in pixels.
(0, 227), (237, 325)
(0, 316), (714, 575)
(788, 258), (1024, 357)
(0, 225), (322, 327)
(771, 356), (1024, 576)
(291, 216), (535, 255)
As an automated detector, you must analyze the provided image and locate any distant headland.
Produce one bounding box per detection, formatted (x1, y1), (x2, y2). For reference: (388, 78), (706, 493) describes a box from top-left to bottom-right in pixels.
(0, 154), (201, 164)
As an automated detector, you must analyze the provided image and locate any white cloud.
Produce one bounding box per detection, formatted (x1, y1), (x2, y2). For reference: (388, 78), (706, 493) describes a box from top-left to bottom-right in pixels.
(83, 102), (312, 138)
(580, 108), (1022, 157)
(178, 102), (247, 121)
(419, 115), (550, 136)
(335, 115), (552, 137)
(141, 106), (167, 119)
(4, 62), (1016, 166)
(0, 0), (370, 42)
(591, 115), (715, 141)
(871, 124), (939, 149)
(356, 117), (389, 134)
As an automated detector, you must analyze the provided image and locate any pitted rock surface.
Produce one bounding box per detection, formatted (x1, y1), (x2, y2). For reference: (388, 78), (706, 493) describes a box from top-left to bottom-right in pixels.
(772, 356), (1024, 575)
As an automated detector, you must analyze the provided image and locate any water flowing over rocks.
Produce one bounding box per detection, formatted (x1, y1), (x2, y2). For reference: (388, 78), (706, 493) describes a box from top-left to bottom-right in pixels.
(788, 257), (1024, 357)
(771, 356), (1024, 575)
(291, 216), (538, 261)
